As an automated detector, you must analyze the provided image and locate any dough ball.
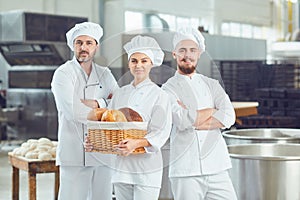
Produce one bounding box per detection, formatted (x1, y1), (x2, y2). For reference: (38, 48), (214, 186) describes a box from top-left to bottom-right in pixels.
(29, 143), (38, 150)
(49, 147), (56, 158)
(21, 142), (30, 148)
(25, 152), (39, 159)
(52, 141), (58, 147)
(27, 139), (38, 144)
(12, 147), (21, 156)
(37, 145), (51, 152)
(20, 147), (30, 157)
(38, 152), (52, 161)
(38, 137), (51, 144)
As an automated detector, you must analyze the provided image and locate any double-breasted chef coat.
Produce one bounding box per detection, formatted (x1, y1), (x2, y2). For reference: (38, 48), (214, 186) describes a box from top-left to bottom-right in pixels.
(161, 72), (236, 178)
(51, 56), (118, 167)
(109, 78), (172, 188)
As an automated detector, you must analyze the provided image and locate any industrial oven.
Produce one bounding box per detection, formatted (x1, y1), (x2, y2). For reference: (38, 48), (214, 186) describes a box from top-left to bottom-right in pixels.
(0, 10), (87, 140)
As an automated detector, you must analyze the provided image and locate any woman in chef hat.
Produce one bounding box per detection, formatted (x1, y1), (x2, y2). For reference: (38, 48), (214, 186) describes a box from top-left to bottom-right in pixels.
(111, 35), (172, 200)
(86, 35), (172, 200)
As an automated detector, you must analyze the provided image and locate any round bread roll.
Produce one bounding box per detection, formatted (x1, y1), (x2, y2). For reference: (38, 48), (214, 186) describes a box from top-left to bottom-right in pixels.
(118, 107), (143, 122)
(101, 110), (128, 122)
(38, 152), (52, 161)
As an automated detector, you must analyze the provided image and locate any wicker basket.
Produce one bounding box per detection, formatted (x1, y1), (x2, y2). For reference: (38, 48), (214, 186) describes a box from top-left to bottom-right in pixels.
(87, 121), (148, 154)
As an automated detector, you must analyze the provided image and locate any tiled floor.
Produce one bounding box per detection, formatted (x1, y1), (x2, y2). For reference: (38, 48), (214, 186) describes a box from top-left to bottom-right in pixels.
(0, 140), (56, 200)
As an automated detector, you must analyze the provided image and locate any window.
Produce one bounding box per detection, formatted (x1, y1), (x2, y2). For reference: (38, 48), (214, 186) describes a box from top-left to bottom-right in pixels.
(221, 21), (272, 40)
(125, 11), (201, 32)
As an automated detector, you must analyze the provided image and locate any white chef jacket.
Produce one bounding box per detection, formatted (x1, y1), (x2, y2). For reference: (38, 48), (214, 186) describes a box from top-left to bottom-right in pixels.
(51, 56), (118, 166)
(161, 72), (235, 178)
(109, 78), (172, 188)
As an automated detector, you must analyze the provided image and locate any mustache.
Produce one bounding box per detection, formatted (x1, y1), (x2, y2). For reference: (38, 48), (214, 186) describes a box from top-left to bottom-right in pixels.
(79, 51), (89, 54)
(181, 57), (194, 62)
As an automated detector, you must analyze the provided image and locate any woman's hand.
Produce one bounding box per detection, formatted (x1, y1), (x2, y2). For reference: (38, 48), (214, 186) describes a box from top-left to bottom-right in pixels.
(114, 139), (137, 156)
(81, 99), (99, 109)
(84, 136), (94, 152)
(114, 138), (149, 156)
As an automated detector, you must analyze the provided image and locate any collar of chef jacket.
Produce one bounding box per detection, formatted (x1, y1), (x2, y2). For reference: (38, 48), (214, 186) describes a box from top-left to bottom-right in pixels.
(129, 78), (152, 89)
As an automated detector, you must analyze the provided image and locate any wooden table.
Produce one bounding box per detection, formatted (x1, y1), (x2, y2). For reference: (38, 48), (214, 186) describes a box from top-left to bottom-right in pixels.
(8, 153), (59, 200)
(232, 102), (259, 125)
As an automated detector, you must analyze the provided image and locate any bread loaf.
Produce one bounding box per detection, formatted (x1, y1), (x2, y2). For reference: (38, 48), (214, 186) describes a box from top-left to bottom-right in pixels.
(101, 110), (128, 122)
(119, 107), (143, 122)
(87, 108), (108, 121)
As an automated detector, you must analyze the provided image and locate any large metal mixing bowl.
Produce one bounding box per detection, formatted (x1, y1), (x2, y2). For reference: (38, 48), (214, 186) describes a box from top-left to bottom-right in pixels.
(223, 128), (300, 145)
(228, 143), (300, 200)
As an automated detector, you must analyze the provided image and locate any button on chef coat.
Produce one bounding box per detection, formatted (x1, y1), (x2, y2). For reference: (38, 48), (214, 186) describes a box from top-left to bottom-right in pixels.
(179, 74), (215, 157)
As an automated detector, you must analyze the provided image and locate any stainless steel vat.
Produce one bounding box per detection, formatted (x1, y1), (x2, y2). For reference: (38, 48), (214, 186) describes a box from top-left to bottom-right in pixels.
(228, 144), (300, 200)
(223, 128), (300, 145)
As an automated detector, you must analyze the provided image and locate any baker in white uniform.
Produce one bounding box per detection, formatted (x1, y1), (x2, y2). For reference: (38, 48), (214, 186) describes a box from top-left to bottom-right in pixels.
(161, 28), (238, 200)
(109, 35), (172, 200)
(51, 22), (118, 200)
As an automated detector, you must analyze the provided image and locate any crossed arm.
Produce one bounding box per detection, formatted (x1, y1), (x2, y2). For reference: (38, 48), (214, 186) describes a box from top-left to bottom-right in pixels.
(193, 108), (224, 130)
(177, 100), (224, 130)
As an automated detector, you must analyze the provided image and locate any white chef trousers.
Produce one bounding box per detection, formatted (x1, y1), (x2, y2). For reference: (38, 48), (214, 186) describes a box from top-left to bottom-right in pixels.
(114, 183), (160, 200)
(170, 170), (237, 200)
(58, 165), (113, 200)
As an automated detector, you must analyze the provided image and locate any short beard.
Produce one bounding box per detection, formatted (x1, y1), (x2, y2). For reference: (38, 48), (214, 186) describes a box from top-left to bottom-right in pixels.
(178, 64), (196, 75)
(76, 51), (93, 63)
(77, 57), (91, 63)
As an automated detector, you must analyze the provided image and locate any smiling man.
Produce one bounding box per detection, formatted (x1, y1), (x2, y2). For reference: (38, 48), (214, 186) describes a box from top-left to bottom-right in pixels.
(162, 28), (237, 200)
(51, 22), (118, 200)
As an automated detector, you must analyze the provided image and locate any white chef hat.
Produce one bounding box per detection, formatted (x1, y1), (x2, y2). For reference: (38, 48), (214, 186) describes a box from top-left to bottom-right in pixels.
(66, 22), (103, 51)
(123, 35), (164, 67)
(173, 27), (205, 52)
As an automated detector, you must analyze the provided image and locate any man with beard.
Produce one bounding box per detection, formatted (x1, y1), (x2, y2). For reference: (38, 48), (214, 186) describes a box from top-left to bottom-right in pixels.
(162, 28), (237, 200)
(51, 22), (118, 200)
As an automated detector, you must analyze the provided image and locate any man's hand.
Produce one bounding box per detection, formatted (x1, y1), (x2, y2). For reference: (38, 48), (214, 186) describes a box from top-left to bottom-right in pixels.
(194, 117), (224, 130)
(193, 108), (216, 127)
(84, 136), (94, 152)
(81, 99), (99, 109)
